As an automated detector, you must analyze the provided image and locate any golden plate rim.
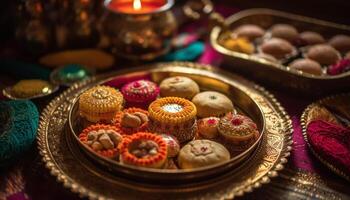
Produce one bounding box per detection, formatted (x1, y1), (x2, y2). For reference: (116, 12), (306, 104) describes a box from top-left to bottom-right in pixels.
(300, 92), (350, 182)
(37, 61), (293, 199)
(210, 8), (350, 80)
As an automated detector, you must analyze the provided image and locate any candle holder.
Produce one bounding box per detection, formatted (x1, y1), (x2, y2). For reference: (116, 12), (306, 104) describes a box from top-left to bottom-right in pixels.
(103, 0), (177, 60)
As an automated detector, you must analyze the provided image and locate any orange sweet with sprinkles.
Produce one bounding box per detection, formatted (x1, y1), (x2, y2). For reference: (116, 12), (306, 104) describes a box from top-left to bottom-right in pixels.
(148, 97), (196, 125)
(79, 124), (123, 158)
(119, 132), (167, 169)
(113, 107), (149, 135)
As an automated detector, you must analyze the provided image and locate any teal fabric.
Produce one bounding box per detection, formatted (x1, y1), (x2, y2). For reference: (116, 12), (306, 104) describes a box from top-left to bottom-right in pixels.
(160, 41), (205, 61)
(0, 59), (50, 80)
(0, 100), (39, 168)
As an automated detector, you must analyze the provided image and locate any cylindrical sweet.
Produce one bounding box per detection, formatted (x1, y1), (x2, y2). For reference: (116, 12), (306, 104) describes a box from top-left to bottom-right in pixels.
(121, 80), (159, 108)
(79, 85), (124, 123)
(148, 97), (197, 143)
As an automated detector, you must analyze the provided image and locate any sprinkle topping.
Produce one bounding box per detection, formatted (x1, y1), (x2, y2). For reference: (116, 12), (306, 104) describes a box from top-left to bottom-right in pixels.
(162, 104), (183, 113)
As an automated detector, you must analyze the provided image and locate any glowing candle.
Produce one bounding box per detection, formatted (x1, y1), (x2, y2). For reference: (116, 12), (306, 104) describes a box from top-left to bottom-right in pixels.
(106, 0), (167, 14)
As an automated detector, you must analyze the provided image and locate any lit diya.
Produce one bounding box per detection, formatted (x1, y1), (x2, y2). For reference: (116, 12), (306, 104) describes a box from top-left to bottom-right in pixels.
(103, 0), (177, 60)
(105, 0), (169, 14)
(148, 97), (197, 143)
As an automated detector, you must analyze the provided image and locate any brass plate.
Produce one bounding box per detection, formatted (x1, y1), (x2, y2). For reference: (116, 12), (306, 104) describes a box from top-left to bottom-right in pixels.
(67, 63), (266, 182)
(301, 93), (350, 182)
(37, 62), (293, 199)
(210, 8), (350, 95)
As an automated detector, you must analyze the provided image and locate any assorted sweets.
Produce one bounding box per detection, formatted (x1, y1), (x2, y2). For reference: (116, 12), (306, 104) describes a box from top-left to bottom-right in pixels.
(219, 23), (350, 76)
(76, 76), (260, 170)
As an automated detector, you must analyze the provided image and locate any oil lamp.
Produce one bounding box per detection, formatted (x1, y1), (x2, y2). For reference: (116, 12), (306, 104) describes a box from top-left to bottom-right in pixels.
(103, 0), (177, 60)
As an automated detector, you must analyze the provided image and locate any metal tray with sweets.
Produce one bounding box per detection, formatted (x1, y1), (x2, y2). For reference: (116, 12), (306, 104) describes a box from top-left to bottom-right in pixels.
(210, 8), (350, 95)
(37, 62), (293, 199)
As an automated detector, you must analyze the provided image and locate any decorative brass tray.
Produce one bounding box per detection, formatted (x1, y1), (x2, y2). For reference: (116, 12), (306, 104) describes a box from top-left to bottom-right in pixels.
(210, 8), (350, 95)
(37, 62), (293, 199)
(67, 63), (266, 182)
(301, 93), (350, 182)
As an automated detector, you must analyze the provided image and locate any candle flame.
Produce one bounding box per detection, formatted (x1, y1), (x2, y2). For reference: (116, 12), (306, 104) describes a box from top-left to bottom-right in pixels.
(133, 0), (142, 10)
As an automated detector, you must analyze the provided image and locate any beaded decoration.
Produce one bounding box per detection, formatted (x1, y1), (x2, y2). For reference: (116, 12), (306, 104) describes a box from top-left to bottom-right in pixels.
(148, 97), (197, 125)
(79, 85), (124, 122)
(121, 80), (159, 108)
(218, 113), (259, 145)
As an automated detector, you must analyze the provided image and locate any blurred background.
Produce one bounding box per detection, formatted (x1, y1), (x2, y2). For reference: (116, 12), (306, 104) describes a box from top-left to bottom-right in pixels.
(0, 0), (349, 46)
